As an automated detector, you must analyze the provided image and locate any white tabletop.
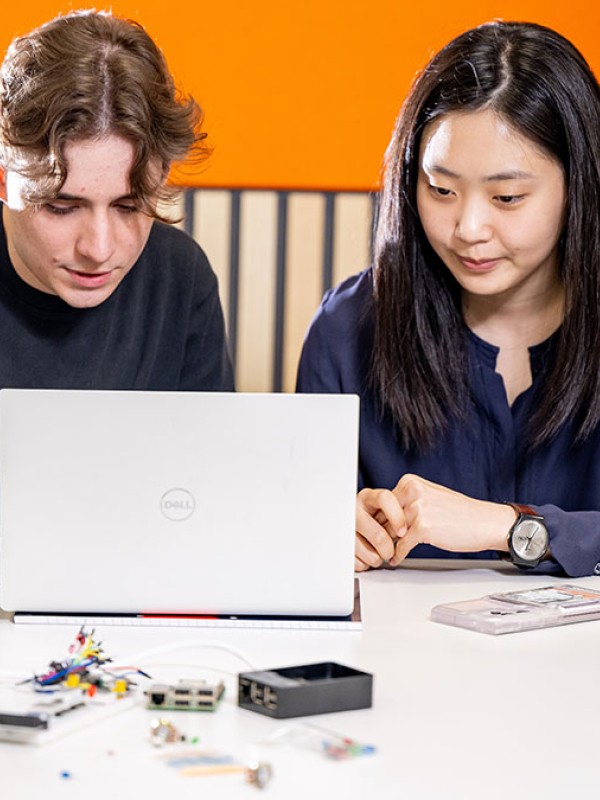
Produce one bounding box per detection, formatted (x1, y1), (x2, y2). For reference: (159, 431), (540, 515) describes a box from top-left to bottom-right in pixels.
(1, 560), (599, 799)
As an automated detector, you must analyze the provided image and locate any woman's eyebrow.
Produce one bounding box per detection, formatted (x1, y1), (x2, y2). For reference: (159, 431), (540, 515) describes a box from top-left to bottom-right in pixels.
(483, 170), (535, 181)
(422, 164), (535, 182)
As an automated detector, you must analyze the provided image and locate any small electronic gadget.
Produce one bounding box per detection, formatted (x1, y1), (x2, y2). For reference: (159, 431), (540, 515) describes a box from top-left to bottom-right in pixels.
(238, 661), (373, 718)
(0, 689), (88, 744)
(0, 628), (141, 744)
(0, 687), (137, 744)
(431, 583), (600, 635)
(145, 679), (225, 711)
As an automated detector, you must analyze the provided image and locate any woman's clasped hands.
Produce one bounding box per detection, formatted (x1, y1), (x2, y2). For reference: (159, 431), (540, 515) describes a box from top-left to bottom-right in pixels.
(355, 474), (516, 571)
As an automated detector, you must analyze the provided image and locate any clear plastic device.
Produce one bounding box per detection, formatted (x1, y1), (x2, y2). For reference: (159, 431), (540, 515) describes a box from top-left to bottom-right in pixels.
(0, 684), (136, 744)
(430, 584), (600, 635)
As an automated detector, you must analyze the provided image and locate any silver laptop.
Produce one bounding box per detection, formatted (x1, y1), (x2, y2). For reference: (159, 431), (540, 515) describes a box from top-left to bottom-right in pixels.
(0, 389), (358, 618)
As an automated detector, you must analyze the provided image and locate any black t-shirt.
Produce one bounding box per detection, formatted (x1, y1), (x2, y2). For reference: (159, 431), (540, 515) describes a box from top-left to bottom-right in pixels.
(0, 218), (234, 391)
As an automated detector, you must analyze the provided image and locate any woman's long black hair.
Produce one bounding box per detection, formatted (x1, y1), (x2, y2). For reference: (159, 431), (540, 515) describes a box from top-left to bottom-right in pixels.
(372, 21), (600, 450)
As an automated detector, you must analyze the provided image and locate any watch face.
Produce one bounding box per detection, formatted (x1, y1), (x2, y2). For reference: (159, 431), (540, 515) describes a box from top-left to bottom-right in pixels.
(512, 519), (548, 562)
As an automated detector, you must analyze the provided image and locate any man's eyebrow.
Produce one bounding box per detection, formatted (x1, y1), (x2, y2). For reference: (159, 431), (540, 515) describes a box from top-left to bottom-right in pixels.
(52, 192), (137, 202)
(422, 164), (535, 181)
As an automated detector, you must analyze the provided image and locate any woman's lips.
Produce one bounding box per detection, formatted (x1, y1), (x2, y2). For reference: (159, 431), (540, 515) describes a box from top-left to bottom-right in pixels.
(458, 256), (501, 272)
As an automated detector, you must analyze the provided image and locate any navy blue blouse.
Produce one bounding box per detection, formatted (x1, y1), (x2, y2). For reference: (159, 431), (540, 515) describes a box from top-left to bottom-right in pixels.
(296, 268), (600, 578)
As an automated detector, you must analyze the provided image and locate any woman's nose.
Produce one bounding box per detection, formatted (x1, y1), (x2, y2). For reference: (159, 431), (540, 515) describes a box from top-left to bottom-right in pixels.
(454, 199), (493, 243)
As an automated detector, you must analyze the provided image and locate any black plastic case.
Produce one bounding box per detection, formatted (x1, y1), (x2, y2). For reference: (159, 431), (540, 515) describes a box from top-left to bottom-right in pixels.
(238, 661), (373, 718)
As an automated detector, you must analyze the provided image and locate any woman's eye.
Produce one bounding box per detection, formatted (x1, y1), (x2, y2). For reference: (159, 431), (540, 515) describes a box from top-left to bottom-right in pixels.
(430, 185), (453, 197)
(496, 194), (525, 205)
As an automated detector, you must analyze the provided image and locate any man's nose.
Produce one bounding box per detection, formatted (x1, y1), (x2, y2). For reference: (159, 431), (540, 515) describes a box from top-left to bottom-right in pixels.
(75, 213), (116, 264)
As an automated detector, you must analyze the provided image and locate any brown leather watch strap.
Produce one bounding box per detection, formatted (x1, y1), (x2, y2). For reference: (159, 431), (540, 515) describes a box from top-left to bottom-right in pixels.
(504, 502), (538, 517)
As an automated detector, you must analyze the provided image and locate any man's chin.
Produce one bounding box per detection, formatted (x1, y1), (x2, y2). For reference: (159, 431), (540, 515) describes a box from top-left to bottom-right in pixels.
(57, 284), (119, 309)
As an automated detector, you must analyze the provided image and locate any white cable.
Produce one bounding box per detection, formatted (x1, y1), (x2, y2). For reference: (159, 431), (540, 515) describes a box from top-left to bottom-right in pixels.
(116, 639), (256, 670)
(136, 662), (240, 679)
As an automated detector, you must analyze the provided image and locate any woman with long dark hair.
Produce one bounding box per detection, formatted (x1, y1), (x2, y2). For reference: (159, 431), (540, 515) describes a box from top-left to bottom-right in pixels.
(297, 21), (600, 577)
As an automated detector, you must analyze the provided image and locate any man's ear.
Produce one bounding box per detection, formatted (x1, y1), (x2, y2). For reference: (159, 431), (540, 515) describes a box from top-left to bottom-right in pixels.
(0, 168), (6, 203)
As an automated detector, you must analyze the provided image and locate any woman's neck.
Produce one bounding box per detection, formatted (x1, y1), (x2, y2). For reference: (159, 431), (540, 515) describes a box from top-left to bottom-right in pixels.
(463, 281), (564, 406)
(463, 279), (564, 350)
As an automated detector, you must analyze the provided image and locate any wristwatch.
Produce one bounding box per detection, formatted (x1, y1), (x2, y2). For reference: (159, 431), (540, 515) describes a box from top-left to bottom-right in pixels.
(502, 502), (549, 568)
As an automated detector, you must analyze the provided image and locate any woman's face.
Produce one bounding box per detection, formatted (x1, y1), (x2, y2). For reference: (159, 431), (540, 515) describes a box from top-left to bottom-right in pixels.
(416, 109), (566, 306)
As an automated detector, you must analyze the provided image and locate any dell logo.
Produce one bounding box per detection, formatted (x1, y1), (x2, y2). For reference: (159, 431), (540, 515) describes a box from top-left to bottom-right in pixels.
(160, 488), (196, 521)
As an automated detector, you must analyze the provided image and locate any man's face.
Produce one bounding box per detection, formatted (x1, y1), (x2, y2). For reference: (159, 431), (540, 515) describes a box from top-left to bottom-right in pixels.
(0, 135), (157, 308)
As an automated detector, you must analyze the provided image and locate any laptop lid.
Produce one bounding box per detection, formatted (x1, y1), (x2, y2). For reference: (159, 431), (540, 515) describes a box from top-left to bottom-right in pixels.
(0, 389), (358, 617)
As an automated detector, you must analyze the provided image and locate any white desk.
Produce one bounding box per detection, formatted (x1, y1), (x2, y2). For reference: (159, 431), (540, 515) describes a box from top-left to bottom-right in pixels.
(1, 561), (599, 799)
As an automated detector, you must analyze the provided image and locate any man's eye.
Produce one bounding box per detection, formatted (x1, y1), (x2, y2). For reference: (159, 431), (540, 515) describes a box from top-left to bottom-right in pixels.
(44, 204), (75, 215)
(116, 204), (139, 214)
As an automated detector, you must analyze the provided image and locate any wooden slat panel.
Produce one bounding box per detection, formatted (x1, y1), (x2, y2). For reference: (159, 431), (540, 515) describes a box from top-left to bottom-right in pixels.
(282, 193), (325, 392)
(182, 188), (373, 392)
(236, 192), (278, 391)
(333, 193), (374, 286)
(193, 190), (232, 336)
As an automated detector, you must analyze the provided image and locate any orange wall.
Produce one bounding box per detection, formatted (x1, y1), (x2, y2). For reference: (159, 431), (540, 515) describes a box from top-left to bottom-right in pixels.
(1, 1), (599, 191)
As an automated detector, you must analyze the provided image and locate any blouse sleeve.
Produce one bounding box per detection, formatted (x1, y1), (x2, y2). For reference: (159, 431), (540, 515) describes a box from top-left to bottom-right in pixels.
(533, 504), (600, 578)
(296, 289), (344, 394)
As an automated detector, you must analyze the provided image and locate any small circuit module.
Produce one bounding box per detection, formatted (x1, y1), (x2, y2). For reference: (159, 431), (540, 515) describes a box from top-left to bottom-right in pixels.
(145, 679), (225, 711)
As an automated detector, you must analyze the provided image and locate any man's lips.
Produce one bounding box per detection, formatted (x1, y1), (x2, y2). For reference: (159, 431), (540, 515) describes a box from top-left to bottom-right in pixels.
(66, 268), (114, 288)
